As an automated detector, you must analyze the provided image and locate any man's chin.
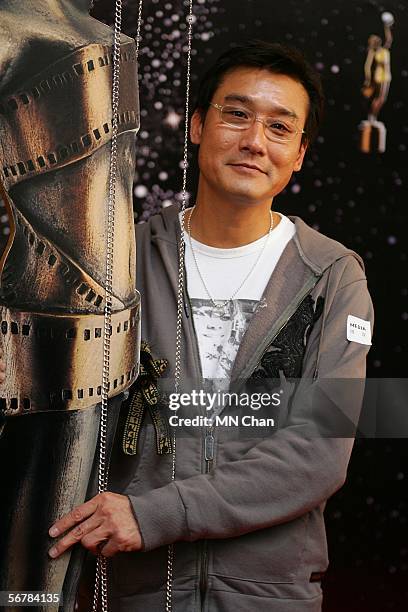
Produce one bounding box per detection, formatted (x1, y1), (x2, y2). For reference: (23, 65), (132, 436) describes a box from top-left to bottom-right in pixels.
(221, 189), (272, 207)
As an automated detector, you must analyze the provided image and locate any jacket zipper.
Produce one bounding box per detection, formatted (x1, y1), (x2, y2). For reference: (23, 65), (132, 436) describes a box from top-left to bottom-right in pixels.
(183, 284), (211, 604)
(199, 452), (212, 604)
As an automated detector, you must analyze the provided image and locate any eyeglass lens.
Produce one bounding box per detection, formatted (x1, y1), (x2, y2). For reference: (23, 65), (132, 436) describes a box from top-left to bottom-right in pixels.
(220, 105), (299, 141)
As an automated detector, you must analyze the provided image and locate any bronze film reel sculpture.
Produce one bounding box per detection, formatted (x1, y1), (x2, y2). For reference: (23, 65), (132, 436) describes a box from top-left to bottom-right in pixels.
(0, 1), (141, 609)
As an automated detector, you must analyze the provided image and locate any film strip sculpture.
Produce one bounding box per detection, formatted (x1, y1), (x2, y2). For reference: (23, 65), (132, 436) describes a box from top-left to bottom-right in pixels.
(0, 2), (141, 610)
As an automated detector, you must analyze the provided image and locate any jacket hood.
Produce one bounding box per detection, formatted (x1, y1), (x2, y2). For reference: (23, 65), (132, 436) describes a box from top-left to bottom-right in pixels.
(143, 204), (365, 275)
(289, 216), (365, 274)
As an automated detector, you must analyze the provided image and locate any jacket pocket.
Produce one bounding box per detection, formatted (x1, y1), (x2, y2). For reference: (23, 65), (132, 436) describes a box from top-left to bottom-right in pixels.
(111, 541), (198, 596)
(210, 513), (309, 584)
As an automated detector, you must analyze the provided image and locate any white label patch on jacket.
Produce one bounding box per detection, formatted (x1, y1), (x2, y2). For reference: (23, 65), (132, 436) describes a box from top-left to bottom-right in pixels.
(347, 315), (372, 345)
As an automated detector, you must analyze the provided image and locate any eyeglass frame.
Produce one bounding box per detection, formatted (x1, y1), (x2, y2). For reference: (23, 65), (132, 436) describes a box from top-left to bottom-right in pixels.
(209, 101), (306, 143)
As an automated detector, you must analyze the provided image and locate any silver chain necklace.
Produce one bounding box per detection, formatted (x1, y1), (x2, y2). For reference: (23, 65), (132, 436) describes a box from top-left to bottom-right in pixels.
(185, 207), (274, 311)
(92, 1), (144, 611)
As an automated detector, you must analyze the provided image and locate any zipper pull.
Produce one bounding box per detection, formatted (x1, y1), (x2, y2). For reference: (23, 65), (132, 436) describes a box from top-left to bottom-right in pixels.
(204, 430), (214, 462)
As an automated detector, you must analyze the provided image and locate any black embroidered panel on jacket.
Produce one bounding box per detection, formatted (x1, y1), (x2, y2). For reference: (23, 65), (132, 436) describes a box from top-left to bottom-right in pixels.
(250, 295), (324, 382)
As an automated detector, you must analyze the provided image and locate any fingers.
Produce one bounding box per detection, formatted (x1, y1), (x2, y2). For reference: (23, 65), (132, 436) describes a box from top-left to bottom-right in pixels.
(48, 492), (143, 560)
(49, 496), (99, 538)
(48, 513), (102, 559)
(0, 348), (5, 383)
(98, 538), (118, 558)
(81, 528), (113, 557)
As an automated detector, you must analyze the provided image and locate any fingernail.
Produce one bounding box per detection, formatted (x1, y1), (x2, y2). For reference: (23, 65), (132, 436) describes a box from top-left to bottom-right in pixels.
(49, 547), (57, 558)
(49, 527), (59, 537)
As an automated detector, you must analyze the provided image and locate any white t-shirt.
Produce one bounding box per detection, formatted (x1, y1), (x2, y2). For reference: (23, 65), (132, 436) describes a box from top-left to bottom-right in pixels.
(181, 211), (296, 383)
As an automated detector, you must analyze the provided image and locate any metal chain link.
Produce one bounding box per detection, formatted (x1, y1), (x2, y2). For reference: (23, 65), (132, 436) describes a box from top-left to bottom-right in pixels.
(92, 1), (143, 611)
(91, 0), (190, 608)
(166, 2), (194, 611)
(173, 2), (194, 394)
(135, 0), (143, 60)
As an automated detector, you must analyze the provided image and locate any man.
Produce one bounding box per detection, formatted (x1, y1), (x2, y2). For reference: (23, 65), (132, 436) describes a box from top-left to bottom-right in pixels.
(47, 41), (374, 611)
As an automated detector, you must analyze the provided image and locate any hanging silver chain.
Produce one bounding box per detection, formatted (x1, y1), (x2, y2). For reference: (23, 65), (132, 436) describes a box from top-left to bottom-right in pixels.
(92, 1), (144, 611)
(91, 0), (191, 609)
(135, 0), (143, 59)
(174, 2), (194, 395)
(167, 2), (194, 611)
(185, 208), (274, 310)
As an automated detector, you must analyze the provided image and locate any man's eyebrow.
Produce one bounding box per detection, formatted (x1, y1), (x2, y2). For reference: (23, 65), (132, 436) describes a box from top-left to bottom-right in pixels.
(223, 94), (299, 120)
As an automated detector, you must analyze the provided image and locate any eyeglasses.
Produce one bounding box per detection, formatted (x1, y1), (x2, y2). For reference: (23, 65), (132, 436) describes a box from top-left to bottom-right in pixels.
(209, 102), (306, 143)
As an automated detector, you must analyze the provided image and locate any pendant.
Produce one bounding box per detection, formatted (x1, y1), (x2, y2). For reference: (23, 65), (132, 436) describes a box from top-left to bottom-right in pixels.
(215, 300), (231, 318)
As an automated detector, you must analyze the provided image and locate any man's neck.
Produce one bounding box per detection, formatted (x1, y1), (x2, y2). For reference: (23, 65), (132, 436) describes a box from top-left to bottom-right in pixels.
(187, 198), (280, 249)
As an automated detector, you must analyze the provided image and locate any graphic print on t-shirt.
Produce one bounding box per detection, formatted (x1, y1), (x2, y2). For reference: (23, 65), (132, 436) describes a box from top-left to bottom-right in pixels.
(190, 297), (259, 380)
(182, 210), (296, 383)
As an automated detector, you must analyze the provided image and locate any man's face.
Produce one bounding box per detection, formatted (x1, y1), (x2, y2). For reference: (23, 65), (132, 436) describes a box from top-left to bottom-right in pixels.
(190, 67), (309, 207)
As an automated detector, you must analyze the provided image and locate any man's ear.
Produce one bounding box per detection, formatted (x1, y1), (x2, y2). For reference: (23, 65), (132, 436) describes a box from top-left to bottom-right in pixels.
(190, 109), (203, 145)
(293, 141), (308, 172)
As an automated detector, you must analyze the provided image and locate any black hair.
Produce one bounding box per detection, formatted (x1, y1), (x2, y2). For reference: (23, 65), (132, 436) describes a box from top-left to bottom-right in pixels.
(194, 40), (325, 146)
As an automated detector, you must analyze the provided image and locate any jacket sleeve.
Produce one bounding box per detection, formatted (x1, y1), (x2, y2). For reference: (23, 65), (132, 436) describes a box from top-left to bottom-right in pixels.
(128, 256), (374, 552)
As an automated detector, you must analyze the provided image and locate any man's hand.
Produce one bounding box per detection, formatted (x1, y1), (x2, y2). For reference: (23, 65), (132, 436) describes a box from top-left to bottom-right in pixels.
(0, 348), (5, 383)
(48, 492), (142, 558)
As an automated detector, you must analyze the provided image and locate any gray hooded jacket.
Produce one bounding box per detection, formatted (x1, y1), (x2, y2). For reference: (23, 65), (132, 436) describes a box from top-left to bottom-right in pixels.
(101, 205), (373, 612)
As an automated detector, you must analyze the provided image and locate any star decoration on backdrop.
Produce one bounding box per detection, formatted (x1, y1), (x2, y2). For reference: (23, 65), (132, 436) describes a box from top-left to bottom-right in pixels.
(164, 110), (183, 129)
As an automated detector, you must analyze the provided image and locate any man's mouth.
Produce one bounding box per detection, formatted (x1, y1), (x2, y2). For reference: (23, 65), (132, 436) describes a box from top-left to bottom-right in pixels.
(228, 163), (267, 175)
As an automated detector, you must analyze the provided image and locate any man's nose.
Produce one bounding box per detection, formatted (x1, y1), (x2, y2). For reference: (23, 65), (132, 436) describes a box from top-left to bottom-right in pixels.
(239, 119), (267, 154)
